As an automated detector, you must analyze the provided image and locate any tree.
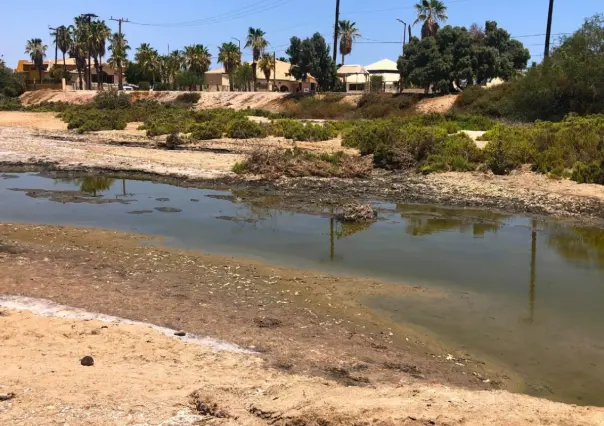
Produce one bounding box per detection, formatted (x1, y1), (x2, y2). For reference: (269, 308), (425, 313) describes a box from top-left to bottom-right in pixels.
(218, 42), (241, 91)
(90, 20), (111, 89)
(293, 33), (337, 91)
(245, 27), (268, 91)
(370, 75), (385, 92)
(183, 44), (211, 90)
(0, 62), (26, 97)
(108, 32), (130, 90)
(286, 36), (302, 77)
(258, 53), (275, 90)
(399, 22), (529, 93)
(413, 0), (448, 38)
(56, 26), (72, 74)
(233, 63), (254, 92)
(72, 16), (94, 89)
(135, 43), (158, 86)
(24, 38), (48, 87)
(338, 20), (361, 65)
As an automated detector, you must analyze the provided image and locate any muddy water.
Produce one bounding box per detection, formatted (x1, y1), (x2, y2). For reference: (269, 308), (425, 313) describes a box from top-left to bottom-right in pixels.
(2, 173), (604, 405)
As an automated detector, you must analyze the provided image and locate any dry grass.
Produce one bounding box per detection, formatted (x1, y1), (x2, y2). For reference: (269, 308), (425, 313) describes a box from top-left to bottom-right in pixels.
(234, 148), (373, 179)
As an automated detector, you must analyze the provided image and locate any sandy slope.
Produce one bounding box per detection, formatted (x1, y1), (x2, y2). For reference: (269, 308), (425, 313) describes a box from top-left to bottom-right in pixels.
(1, 301), (602, 426)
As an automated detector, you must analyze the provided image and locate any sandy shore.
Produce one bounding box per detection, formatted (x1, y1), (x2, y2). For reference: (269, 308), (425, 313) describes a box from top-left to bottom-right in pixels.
(1, 299), (603, 425)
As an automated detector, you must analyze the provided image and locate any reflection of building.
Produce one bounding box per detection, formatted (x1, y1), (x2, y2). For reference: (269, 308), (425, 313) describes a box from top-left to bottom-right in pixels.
(337, 64), (369, 93)
(15, 58), (118, 90)
(204, 59), (317, 93)
(365, 59), (399, 93)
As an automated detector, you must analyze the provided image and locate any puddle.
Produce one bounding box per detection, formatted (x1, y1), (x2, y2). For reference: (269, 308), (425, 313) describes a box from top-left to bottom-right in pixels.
(1, 173), (604, 405)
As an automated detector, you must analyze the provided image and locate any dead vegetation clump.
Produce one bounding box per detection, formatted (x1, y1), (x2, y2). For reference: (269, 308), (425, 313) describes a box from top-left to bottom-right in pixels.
(233, 147), (373, 179)
(336, 203), (377, 222)
(189, 391), (231, 419)
(158, 131), (184, 150)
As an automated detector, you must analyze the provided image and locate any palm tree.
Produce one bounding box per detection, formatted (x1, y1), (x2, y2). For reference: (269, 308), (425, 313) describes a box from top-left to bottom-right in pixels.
(168, 50), (184, 89)
(217, 42), (241, 91)
(72, 16), (93, 89)
(89, 20), (111, 89)
(183, 44), (211, 90)
(245, 27), (268, 92)
(135, 43), (158, 86)
(24, 38), (48, 87)
(56, 26), (72, 74)
(338, 20), (361, 66)
(108, 32), (130, 90)
(413, 0), (448, 38)
(258, 53), (275, 91)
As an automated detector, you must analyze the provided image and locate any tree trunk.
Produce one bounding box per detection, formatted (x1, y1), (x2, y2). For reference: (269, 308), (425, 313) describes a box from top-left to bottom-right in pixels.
(63, 54), (66, 74)
(118, 60), (123, 90)
(229, 72), (234, 92)
(94, 58), (101, 90)
(77, 69), (83, 90)
(38, 68), (42, 86)
(252, 62), (257, 92)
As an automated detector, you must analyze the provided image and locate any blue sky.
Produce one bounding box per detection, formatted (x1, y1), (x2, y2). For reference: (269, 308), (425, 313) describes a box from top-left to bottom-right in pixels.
(1, 0), (601, 69)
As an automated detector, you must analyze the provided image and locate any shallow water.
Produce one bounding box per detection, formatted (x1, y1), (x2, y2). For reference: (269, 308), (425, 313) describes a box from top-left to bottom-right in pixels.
(1, 173), (604, 405)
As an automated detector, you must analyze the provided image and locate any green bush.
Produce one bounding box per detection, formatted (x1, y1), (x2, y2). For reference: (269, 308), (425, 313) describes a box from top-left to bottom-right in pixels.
(175, 92), (201, 104)
(63, 109), (127, 133)
(226, 119), (268, 139)
(356, 93), (420, 119)
(190, 122), (223, 140)
(138, 81), (150, 91)
(268, 119), (334, 141)
(482, 123), (536, 174)
(153, 82), (170, 91)
(0, 94), (22, 111)
(93, 88), (131, 110)
(571, 161), (604, 184)
(419, 133), (484, 173)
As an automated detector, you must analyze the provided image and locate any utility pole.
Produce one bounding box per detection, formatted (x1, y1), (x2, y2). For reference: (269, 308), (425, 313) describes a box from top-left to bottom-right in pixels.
(231, 37), (241, 54)
(544, 0), (555, 58)
(110, 17), (130, 90)
(273, 51), (277, 91)
(333, 0), (341, 63)
(49, 26), (58, 67)
(396, 19), (407, 56)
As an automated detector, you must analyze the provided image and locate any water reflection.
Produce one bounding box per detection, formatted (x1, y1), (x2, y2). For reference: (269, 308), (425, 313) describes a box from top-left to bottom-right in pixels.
(546, 224), (604, 269)
(55, 176), (116, 196)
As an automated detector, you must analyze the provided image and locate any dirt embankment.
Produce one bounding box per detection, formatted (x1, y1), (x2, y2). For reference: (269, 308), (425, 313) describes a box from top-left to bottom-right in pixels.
(18, 89), (290, 110)
(1, 225), (603, 425)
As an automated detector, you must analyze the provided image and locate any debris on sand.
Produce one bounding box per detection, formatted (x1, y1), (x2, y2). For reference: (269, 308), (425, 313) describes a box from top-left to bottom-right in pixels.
(254, 317), (282, 329)
(0, 393), (16, 401)
(336, 203), (377, 222)
(80, 356), (94, 366)
(174, 330), (186, 337)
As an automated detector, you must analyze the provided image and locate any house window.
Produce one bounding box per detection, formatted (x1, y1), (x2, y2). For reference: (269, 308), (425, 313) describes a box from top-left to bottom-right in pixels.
(349, 83), (365, 91)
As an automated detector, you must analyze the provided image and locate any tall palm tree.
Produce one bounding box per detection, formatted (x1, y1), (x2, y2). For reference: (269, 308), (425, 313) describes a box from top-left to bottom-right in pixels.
(413, 0), (448, 38)
(183, 44), (211, 90)
(56, 26), (72, 74)
(258, 53), (275, 91)
(338, 20), (361, 66)
(168, 50), (184, 89)
(245, 27), (268, 92)
(72, 16), (93, 89)
(89, 20), (111, 89)
(217, 42), (241, 91)
(108, 32), (130, 90)
(135, 43), (158, 85)
(24, 38), (48, 87)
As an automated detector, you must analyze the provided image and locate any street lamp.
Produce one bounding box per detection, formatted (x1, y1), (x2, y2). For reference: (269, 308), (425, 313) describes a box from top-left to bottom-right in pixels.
(396, 19), (407, 56)
(231, 37), (241, 54)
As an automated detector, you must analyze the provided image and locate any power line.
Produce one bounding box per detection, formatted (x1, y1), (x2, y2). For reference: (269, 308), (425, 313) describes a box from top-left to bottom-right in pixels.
(128, 0), (294, 27)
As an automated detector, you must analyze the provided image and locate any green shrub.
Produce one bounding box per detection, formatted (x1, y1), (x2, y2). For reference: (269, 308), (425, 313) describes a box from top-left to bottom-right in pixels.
(482, 123), (536, 174)
(282, 94), (355, 119)
(153, 82), (170, 91)
(0, 94), (22, 111)
(356, 93), (420, 119)
(571, 161), (604, 184)
(268, 119), (334, 141)
(419, 133), (484, 173)
(93, 88), (131, 109)
(226, 119), (268, 139)
(138, 81), (150, 91)
(190, 122), (223, 140)
(64, 109), (127, 133)
(175, 92), (201, 104)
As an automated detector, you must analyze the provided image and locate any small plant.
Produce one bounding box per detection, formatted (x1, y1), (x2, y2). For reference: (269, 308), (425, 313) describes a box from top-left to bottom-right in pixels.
(162, 131), (184, 150)
(226, 119), (268, 139)
(190, 122), (223, 140)
(175, 92), (201, 104)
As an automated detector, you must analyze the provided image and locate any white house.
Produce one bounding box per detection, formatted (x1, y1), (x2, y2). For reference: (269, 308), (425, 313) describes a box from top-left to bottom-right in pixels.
(337, 64), (370, 93)
(365, 59), (400, 93)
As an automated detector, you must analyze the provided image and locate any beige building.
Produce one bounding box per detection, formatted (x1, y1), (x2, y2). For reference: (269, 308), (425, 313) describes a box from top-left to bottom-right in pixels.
(16, 58), (118, 90)
(204, 59), (317, 93)
(337, 64), (370, 93)
(365, 59), (400, 93)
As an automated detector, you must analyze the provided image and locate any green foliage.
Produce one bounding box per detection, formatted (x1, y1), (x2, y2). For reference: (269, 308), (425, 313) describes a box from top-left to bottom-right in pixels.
(93, 88), (131, 109)
(268, 119), (334, 141)
(419, 133), (484, 173)
(287, 33), (337, 91)
(226, 119), (268, 139)
(190, 122), (223, 140)
(62, 109), (127, 133)
(0, 95), (23, 111)
(399, 22), (529, 94)
(0, 63), (26, 98)
(175, 92), (201, 104)
(370, 75), (385, 92)
(138, 81), (150, 91)
(355, 93), (420, 118)
(124, 62), (153, 85)
(572, 161), (604, 184)
(482, 123), (535, 174)
(282, 94), (355, 119)
(455, 14), (604, 121)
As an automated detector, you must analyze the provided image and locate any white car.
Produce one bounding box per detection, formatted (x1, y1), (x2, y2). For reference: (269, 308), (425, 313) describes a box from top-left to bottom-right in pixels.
(122, 85), (134, 91)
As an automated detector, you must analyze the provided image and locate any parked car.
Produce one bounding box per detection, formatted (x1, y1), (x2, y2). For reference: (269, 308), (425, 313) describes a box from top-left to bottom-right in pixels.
(122, 85), (134, 91)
